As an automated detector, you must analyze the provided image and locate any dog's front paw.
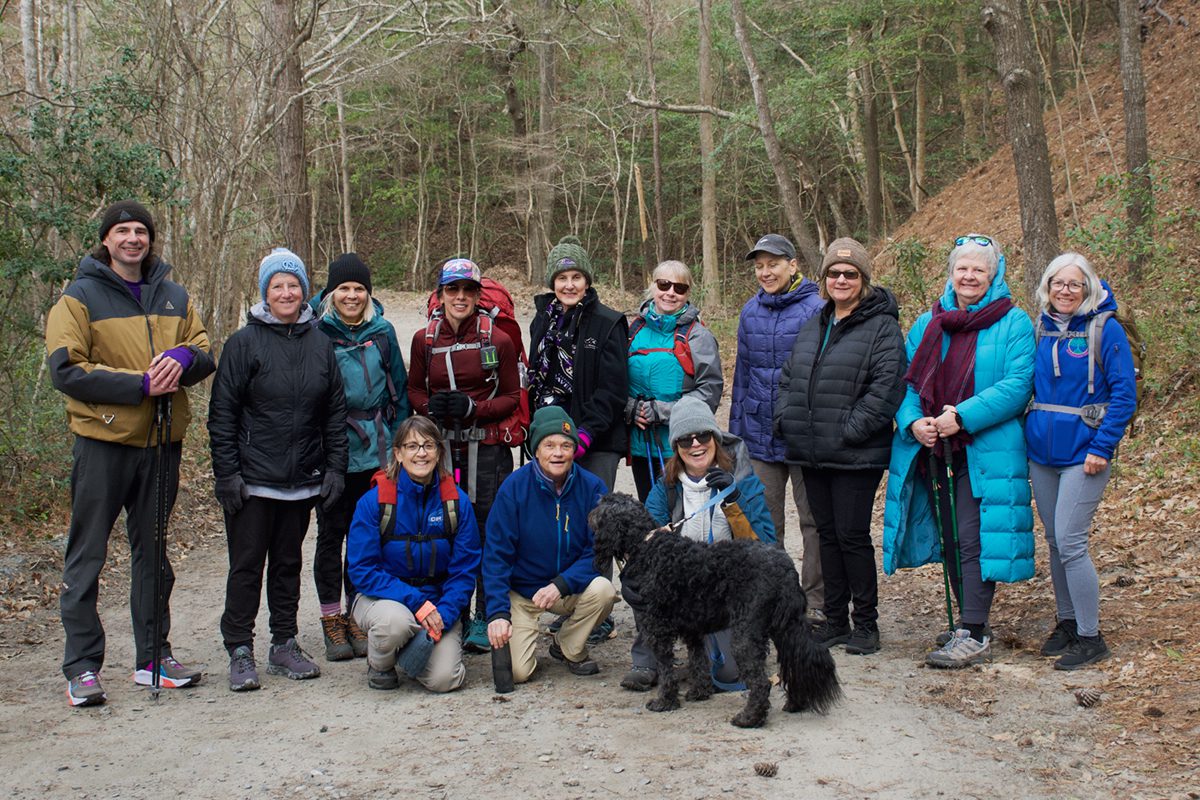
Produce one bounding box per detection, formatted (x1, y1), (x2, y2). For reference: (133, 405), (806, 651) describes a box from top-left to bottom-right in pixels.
(782, 697), (809, 713)
(685, 685), (713, 702)
(730, 708), (767, 728)
(646, 696), (681, 713)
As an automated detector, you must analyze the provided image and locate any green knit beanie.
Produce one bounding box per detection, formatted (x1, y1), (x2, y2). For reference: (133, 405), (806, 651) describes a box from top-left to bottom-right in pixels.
(545, 235), (593, 288)
(528, 406), (580, 452)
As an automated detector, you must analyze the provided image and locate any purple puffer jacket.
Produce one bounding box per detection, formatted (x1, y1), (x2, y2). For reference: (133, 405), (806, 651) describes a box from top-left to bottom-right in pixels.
(730, 278), (824, 462)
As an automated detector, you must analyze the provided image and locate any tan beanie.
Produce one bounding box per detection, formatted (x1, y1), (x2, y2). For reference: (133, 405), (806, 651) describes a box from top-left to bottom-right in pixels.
(820, 237), (872, 281)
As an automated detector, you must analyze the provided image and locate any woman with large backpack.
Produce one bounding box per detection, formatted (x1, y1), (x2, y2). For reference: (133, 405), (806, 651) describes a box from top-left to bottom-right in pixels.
(1026, 252), (1136, 670)
(626, 260), (723, 502)
(346, 417), (481, 692)
(311, 253), (410, 663)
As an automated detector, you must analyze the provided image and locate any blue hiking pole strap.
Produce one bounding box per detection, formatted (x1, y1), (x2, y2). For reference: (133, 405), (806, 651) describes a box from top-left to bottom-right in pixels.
(669, 484), (735, 534)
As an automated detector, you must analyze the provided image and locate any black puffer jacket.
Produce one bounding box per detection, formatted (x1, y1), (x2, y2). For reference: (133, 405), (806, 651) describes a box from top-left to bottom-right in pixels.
(209, 304), (348, 489)
(529, 288), (629, 455)
(775, 286), (906, 470)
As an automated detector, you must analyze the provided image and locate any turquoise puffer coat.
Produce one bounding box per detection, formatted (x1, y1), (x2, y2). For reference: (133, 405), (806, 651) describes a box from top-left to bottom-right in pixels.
(882, 260), (1036, 584)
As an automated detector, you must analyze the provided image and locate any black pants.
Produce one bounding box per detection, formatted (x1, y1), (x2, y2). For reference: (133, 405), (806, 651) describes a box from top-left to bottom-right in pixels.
(313, 469), (375, 607)
(60, 436), (181, 678)
(468, 444), (514, 617)
(220, 495), (315, 652)
(801, 467), (883, 631)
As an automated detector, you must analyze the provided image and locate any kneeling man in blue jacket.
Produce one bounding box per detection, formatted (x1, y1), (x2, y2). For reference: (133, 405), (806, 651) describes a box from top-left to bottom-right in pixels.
(484, 406), (616, 682)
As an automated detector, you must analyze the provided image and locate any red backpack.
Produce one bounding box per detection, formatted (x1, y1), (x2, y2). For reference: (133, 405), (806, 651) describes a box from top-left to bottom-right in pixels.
(628, 316), (700, 377)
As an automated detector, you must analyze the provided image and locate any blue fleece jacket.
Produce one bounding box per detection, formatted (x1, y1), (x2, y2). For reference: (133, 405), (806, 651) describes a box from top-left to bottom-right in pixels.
(482, 461), (608, 621)
(1025, 282), (1137, 465)
(346, 471), (480, 630)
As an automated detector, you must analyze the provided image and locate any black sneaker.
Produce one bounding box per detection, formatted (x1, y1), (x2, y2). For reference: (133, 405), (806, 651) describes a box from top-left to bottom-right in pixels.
(228, 646), (260, 692)
(549, 639), (600, 676)
(810, 621), (852, 649)
(1040, 619), (1078, 657)
(367, 665), (399, 690)
(844, 627), (880, 655)
(587, 615), (616, 646)
(1054, 634), (1110, 671)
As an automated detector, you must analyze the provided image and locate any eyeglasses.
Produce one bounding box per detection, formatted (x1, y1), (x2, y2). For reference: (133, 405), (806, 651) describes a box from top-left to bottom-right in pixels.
(655, 279), (690, 295)
(400, 441), (437, 455)
(675, 431), (714, 447)
(826, 269), (861, 281)
(954, 235), (993, 248)
(1049, 279), (1086, 293)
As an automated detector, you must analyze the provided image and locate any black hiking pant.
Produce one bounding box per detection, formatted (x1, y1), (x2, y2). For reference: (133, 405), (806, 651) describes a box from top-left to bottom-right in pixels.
(313, 469), (375, 608)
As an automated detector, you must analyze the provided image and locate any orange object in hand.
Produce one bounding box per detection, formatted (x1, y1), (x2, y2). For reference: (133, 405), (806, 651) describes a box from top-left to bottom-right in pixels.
(415, 601), (442, 641)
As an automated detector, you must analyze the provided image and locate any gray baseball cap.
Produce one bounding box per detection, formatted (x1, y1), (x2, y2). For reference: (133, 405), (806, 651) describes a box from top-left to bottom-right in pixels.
(745, 233), (796, 261)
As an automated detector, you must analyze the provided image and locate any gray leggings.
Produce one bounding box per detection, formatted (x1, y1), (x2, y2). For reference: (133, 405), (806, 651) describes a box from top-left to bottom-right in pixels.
(1029, 460), (1110, 638)
(929, 453), (993, 626)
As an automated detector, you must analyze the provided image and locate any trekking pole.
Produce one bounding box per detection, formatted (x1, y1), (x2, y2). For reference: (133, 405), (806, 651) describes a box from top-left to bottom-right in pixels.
(451, 417), (465, 487)
(928, 445), (956, 634)
(150, 394), (172, 700)
(942, 438), (964, 613)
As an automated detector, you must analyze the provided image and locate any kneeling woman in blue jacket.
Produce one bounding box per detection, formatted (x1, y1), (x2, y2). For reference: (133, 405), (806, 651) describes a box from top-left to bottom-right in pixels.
(347, 416), (481, 692)
(620, 396), (775, 692)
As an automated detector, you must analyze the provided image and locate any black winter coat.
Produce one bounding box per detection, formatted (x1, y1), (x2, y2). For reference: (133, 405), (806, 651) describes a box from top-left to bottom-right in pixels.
(775, 287), (906, 470)
(209, 305), (348, 489)
(530, 288), (629, 455)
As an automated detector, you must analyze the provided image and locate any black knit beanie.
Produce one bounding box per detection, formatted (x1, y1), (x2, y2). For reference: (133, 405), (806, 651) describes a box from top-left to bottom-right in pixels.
(99, 200), (155, 242)
(325, 253), (373, 296)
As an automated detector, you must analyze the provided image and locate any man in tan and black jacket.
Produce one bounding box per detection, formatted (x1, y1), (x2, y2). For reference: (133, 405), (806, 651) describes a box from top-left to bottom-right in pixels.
(45, 200), (214, 707)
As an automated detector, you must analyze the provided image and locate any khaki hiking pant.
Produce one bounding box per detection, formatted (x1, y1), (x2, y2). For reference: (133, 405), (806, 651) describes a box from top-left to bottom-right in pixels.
(507, 577), (616, 683)
(351, 595), (465, 693)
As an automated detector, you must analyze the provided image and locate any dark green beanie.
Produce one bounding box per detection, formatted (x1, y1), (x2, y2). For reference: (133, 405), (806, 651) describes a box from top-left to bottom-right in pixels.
(545, 235), (593, 288)
(529, 406), (580, 452)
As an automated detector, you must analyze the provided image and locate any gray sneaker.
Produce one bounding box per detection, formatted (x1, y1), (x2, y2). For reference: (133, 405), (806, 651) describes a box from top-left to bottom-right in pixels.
(926, 629), (991, 669)
(228, 646), (261, 692)
(267, 638), (321, 680)
(66, 670), (107, 707)
(367, 665), (399, 690)
(935, 622), (991, 647)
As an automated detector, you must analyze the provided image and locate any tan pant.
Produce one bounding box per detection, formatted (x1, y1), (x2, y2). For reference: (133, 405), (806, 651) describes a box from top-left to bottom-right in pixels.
(351, 595), (465, 693)
(507, 577), (616, 683)
(750, 459), (823, 610)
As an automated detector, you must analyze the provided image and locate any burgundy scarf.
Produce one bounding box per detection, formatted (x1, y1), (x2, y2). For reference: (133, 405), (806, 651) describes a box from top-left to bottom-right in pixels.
(904, 297), (1013, 449)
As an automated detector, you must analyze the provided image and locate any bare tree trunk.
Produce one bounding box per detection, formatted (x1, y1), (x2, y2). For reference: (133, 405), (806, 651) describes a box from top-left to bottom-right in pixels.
(953, 18), (979, 154)
(642, 0), (667, 264)
(20, 0), (39, 105)
(859, 31), (884, 242)
(268, 0), (313, 267)
(528, 0), (556, 277)
(982, 0), (1060, 300)
(698, 0), (719, 301)
(880, 59), (916, 210)
(1118, 0), (1151, 277)
(336, 84), (354, 253)
(914, 35), (927, 210)
(730, 0), (820, 271)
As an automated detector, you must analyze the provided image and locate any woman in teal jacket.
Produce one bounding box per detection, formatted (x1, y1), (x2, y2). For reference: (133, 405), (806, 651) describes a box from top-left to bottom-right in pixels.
(312, 254), (410, 662)
(882, 234), (1035, 669)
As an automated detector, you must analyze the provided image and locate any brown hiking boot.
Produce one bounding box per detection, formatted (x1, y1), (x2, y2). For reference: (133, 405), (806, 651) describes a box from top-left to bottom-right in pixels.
(344, 613), (368, 658)
(321, 614), (353, 661)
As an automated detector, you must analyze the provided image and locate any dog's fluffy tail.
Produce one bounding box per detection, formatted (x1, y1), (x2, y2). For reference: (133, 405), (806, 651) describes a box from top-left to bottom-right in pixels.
(773, 582), (842, 714)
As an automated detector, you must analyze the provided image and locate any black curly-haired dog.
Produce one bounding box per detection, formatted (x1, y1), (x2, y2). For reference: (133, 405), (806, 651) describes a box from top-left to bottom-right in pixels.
(589, 492), (841, 728)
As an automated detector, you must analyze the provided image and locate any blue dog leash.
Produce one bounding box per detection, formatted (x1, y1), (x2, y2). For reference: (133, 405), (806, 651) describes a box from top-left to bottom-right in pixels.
(667, 484), (735, 535)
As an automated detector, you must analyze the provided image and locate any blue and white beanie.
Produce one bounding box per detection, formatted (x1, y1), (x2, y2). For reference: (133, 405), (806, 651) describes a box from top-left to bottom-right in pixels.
(258, 247), (309, 302)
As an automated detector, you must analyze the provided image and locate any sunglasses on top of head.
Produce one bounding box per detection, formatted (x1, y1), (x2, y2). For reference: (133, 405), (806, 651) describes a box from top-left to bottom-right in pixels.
(954, 235), (993, 248)
(655, 279), (690, 295)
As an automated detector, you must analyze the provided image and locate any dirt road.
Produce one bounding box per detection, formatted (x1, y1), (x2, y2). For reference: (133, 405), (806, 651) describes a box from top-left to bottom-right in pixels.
(0, 290), (1138, 799)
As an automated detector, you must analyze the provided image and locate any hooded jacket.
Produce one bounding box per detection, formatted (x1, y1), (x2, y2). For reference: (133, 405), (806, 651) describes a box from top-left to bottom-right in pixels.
(882, 262), (1036, 584)
(1025, 282), (1137, 466)
(776, 287), (906, 470)
(346, 470), (481, 630)
(730, 277), (824, 461)
(529, 288), (629, 454)
(482, 460), (608, 622)
(314, 296), (409, 473)
(208, 303), (348, 490)
(45, 254), (214, 445)
(626, 299), (723, 456)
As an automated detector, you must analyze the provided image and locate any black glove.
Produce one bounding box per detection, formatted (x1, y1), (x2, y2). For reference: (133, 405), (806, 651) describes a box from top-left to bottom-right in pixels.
(443, 391), (474, 420)
(427, 393), (449, 418)
(320, 471), (344, 512)
(705, 466), (740, 505)
(215, 474), (248, 516)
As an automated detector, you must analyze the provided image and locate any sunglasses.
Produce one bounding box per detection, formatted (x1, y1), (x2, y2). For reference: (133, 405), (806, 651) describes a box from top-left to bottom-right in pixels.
(655, 279), (690, 295)
(826, 268), (861, 281)
(675, 431), (714, 447)
(954, 235), (993, 248)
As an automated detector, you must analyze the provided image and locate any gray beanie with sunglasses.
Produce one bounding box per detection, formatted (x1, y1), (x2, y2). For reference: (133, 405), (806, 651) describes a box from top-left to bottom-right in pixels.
(669, 396), (722, 446)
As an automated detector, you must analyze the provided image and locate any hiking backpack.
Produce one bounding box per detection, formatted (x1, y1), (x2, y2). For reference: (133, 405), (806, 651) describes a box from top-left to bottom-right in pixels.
(1031, 309), (1145, 430)
(627, 316), (702, 377)
(326, 329), (402, 470)
(371, 469), (460, 586)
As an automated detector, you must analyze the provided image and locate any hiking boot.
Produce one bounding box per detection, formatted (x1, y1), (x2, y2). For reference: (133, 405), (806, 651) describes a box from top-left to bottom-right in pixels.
(926, 629), (991, 669)
(1040, 619), (1078, 657)
(587, 615), (616, 647)
(936, 622), (992, 647)
(321, 614), (354, 662)
(367, 665), (399, 690)
(549, 639), (600, 676)
(805, 608), (828, 624)
(66, 670), (107, 707)
(844, 627), (881, 656)
(267, 638), (321, 680)
(134, 655), (202, 688)
(344, 614), (368, 658)
(810, 621), (852, 649)
(228, 646), (261, 692)
(1054, 634), (1110, 671)
(463, 615), (491, 653)
(619, 666), (658, 692)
